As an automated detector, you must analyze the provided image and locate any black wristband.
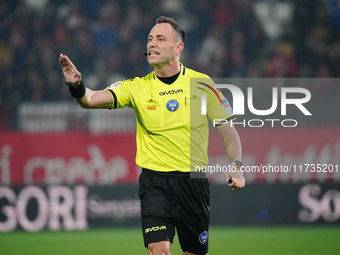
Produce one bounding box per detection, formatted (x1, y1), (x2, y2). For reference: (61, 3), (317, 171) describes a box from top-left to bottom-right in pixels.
(65, 81), (86, 98)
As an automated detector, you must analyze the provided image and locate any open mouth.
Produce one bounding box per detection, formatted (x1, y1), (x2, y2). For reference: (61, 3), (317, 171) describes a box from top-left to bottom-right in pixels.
(148, 51), (159, 56)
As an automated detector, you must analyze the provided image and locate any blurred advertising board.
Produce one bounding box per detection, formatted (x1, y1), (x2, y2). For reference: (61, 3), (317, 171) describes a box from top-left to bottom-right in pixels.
(0, 183), (339, 232)
(0, 132), (138, 186)
(0, 128), (339, 186)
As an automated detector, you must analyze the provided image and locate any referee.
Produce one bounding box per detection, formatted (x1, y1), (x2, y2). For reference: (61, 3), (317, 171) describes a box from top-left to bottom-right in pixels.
(60, 16), (245, 255)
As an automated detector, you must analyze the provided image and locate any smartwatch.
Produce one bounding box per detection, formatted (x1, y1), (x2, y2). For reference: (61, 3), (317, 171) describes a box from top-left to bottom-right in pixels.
(231, 160), (243, 168)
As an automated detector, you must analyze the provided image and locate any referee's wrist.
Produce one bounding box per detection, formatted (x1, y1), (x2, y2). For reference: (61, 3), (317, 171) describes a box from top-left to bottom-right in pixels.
(229, 160), (244, 178)
(230, 160), (242, 168)
(65, 80), (86, 98)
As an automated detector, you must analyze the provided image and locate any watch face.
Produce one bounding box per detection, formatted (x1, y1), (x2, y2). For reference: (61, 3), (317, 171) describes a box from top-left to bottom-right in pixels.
(235, 160), (242, 167)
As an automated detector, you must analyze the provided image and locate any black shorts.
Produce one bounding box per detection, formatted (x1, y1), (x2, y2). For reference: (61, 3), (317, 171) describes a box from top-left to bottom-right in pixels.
(139, 168), (210, 254)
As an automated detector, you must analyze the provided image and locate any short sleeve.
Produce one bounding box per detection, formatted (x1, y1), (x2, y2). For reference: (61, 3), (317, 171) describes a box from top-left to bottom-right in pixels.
(207, 85), (235, 124)
(104, 80), (133, 109)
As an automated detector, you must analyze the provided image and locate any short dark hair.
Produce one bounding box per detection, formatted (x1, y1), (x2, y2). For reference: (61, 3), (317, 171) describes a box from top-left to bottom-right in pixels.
(156, 16), (186, 43)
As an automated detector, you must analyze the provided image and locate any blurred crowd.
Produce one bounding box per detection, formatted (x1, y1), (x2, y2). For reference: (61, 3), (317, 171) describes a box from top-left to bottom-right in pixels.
(0, 0), (340, 130)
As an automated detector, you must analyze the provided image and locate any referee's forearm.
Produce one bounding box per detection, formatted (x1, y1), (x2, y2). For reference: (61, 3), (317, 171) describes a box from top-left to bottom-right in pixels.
(226, 138), (242, 163)
(217, 124), (242, 163)
(74, 88), (114, 109)
(74, 88), (94, 109)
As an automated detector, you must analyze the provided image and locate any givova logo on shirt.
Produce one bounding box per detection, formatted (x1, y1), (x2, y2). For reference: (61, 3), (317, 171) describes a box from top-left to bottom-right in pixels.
(167, 99), (179, 112)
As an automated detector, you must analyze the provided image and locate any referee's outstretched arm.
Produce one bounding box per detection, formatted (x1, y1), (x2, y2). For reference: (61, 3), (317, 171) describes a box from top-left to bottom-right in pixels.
(217, 123), (246, 191)
(59, 53), (113, 109)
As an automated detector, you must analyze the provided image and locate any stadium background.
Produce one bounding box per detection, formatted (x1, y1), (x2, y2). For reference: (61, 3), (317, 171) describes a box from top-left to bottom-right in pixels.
(0, 0), (339, 254)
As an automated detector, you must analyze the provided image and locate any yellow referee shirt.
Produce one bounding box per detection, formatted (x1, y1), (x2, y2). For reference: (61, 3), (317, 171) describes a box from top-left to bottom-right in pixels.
(105, 64), (234, 172)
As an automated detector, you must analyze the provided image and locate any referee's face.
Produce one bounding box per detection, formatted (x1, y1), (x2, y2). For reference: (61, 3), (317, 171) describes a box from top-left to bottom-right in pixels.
(147, 23), (182, 68)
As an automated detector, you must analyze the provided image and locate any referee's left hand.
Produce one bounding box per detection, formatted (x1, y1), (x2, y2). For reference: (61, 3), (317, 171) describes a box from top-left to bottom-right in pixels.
(226, 166), (245, 191)
(227, 177), (245, 191)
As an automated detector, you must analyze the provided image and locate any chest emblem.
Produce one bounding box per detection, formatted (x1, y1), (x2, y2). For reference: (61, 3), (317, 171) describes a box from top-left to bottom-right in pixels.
(166, 99), (179, 112)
